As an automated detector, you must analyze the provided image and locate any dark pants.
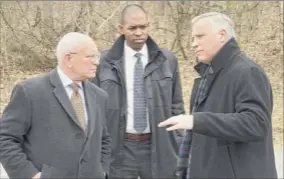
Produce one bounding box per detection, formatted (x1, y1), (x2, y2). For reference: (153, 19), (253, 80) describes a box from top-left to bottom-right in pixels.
(109, 137), (152, 179)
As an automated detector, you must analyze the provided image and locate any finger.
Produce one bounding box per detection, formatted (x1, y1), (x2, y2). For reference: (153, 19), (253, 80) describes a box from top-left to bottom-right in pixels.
(166, 124), (181, 131)
(158, 118), (177, 127)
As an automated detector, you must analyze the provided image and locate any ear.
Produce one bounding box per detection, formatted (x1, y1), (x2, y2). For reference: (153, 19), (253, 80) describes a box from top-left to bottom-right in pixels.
(219, 29), (227, 43)
(118, 24), (124, 34)
(64, 53), (73, 68)
(146, 15), (151, 30)
(146, 22), (151, 31)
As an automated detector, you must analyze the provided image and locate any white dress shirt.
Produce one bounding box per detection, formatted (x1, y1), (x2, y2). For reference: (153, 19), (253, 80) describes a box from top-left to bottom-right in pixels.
(124, 42), (150, 134)
(57, 66), (88, 125)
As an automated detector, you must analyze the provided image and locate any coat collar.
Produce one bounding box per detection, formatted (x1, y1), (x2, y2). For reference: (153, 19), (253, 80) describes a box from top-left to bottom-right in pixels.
(49, 69), (82, 129)
(104, 35), (161, 63)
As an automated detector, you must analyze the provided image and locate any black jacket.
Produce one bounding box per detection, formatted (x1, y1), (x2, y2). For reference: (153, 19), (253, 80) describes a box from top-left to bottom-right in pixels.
(92, 35), (185, 178)
(189, 38), (277, 178)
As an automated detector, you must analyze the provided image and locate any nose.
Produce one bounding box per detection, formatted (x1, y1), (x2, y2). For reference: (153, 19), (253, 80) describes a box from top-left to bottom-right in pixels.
(191, 38), (198, 49)
(91, 58), (99, 66)
(134, 28), (143, 36)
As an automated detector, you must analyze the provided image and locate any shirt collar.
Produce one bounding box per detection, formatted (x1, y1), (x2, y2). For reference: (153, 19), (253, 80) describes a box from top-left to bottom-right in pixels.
(57, 66), (82, 88)
(124, 41), (148, 58)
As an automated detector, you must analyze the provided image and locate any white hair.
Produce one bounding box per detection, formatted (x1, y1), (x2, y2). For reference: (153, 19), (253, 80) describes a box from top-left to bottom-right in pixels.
(56, 32), (94, 62)
(191, 12), (236, 38)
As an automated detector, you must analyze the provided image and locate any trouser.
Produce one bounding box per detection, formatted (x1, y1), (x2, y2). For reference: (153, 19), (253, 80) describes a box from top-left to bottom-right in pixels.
(109, 134), (152, 179)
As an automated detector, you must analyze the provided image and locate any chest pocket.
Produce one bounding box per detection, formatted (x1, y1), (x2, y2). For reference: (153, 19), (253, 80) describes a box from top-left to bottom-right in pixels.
(99, 70), (121, 109)
(151, 70), (173, 106)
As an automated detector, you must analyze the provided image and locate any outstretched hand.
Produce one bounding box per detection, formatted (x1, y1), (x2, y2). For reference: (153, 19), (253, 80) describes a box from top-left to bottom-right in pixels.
(158, 114), (194, 131)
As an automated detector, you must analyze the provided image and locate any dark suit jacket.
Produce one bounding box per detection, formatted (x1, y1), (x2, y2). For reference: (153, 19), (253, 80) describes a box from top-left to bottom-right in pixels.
(0, 69), (111, 178)
(188, 38), (277, 178)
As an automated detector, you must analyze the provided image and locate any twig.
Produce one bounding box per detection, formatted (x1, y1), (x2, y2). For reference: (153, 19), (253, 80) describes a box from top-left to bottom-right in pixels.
(96, 1), (127, 31)
(0, 9), (20, 42)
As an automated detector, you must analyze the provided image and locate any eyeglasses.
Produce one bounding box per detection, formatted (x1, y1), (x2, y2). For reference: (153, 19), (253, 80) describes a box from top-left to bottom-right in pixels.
(69, 52), (100, 61)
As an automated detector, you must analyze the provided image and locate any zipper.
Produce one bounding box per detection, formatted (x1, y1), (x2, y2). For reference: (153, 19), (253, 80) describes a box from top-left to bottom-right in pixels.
(111, 62), (127, 155)
(111, 62), (127, 117)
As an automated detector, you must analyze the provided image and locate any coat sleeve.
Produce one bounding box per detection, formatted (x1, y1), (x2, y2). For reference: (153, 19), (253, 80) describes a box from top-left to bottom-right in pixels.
(0, 83), (39, 178)
(100, 93), (112, 175)
(192, 66), (273, 142)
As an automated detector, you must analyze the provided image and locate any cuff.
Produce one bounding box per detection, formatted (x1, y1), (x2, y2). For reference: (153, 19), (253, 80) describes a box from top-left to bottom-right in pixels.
(192, 112), (206, 132)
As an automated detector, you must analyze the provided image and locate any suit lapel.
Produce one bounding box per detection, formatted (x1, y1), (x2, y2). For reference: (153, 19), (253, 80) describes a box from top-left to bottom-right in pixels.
(49, 69), (83, 129)
(83, 81), (97, 137)
(190, 77), (201, 113)
(197, 70), (222, 107)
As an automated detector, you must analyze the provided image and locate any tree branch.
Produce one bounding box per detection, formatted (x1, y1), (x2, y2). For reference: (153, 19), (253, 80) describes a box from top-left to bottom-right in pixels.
(96, 1), (127, 31)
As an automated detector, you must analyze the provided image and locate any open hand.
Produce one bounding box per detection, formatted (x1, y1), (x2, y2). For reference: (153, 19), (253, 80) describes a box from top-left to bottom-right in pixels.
(158, 115), (194, 131)
(32, 172), (41, 179)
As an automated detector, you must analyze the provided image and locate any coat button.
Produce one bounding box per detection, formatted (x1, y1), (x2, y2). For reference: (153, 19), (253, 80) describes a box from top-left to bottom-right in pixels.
(75, 133), (82, 139)
(80, 158), (88, 163)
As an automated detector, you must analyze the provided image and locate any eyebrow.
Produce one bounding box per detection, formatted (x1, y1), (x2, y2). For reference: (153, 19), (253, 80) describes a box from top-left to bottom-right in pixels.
(128, 24), (149, 28)
(192, 33), (206, 37)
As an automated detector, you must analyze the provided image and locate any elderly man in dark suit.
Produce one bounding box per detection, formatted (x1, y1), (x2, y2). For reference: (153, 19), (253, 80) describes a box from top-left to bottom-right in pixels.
(159, 12), (277, 178)
(0, 32), (111, 179)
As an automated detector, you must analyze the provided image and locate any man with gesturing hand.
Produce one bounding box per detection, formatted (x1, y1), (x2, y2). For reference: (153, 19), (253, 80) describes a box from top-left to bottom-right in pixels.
(159, 12), (277, 179)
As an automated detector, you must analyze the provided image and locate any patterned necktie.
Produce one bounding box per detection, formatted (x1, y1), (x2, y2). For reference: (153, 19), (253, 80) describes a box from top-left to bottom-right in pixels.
(133, 53), (147, 133)
(70, 83), (86, 132)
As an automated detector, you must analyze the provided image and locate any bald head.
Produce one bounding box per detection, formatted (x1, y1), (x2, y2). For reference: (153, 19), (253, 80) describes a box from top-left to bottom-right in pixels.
(120, 4), (147, 24)
(56, 32), (97, 63)
(118, 4), (149, 50)
(55, 32), (99, 81)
